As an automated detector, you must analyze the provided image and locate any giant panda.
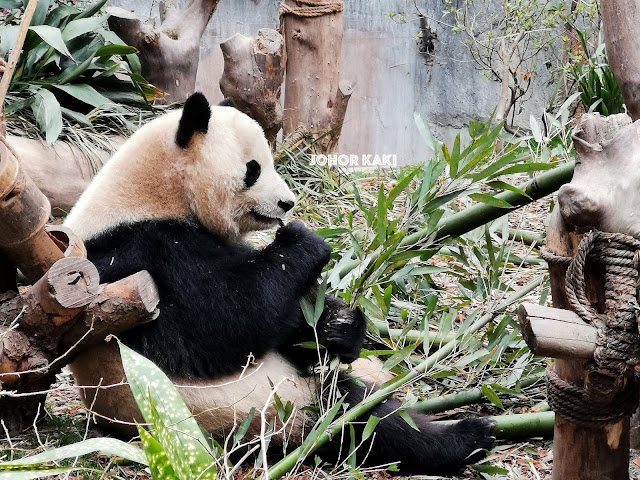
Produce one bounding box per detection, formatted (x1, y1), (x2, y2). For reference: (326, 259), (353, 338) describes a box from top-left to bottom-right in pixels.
(64, 92), (494, 475)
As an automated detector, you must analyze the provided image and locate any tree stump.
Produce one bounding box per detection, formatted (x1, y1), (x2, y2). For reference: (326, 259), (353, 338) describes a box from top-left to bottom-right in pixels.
(280, 0), (353, 153)
(106, 0), (221, 102)
(220, 29), (285, 144)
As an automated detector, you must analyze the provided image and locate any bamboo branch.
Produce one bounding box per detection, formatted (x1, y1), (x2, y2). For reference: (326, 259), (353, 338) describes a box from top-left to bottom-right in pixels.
(491, 411), (555, 439)
(268, 277), (544, 479)
(400, 161), (575, 248)
(412, 374), (544, 414)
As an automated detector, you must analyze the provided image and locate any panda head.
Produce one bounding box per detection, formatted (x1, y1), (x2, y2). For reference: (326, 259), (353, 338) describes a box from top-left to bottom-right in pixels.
(175, 92), (295, 237)
(65, 92), (296, 241)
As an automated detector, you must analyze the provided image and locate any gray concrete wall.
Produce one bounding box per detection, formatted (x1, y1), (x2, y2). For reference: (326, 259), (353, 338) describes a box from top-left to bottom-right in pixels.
(110, 0), (554, 165)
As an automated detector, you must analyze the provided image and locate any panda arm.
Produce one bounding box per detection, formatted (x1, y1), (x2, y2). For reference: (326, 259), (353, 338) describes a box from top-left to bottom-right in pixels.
(87, 220), (334, 378)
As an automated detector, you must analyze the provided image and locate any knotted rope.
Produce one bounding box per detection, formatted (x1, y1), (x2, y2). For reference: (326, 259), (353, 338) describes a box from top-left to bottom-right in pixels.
(279, 0), (344, 17)
(543, 231), (640, 426)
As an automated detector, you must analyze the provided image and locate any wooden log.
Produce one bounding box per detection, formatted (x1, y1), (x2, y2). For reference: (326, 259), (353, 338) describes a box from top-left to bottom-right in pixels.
(46, 225), (86, 259)
(518, 303), (597, 359)
(220, 29), (285, 144)
(601, 2), (640, 121)
(281, 0), (353, 153)
(0, 143), (65, 283)
(61, 270), (159, 351)
(0, 265), (159, 431)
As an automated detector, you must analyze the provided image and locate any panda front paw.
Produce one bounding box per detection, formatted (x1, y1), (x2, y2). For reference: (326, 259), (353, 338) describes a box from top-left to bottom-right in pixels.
(318, 296), (366, 364)
(275, 221), (331, 264)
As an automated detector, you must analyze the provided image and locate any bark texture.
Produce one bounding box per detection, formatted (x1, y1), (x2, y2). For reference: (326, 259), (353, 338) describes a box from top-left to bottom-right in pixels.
(7, 135), (124, 215)
(281, 0), (353, 153)
(107, 0), (220, 102)
(220, 29), (285, 143)
(601, 2), (640, 121)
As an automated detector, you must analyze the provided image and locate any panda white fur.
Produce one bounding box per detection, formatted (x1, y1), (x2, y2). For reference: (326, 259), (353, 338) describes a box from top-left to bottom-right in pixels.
(64, 92), (494, 474)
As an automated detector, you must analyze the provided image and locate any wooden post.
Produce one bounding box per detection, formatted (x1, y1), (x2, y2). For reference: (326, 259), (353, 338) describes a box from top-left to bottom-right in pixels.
(523, 113), (640, 480)
(220, 29), (285, 144)
(601, 2), (640, 121)
(281, 0), (353, 153)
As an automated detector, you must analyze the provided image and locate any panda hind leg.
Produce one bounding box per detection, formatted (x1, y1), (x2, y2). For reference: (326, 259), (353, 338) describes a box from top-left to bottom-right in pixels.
(320, 377), (495, 475)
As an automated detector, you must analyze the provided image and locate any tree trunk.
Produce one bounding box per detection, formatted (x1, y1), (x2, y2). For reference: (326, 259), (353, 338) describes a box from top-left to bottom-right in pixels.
(106, 0), (220, 102)
(601, 2), (640, 121)
(281, 0), (353, 153)
(220, 29), (285, 144)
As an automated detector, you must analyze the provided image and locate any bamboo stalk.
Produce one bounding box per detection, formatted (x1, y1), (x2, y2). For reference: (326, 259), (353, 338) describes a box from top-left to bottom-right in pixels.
(0, 0), (39, 106)
(268, 276), (544, 479)
(371, 320), (456, 345)
(509, 228), (545, 246)
(400, 162), (575, 248)
(492, 411), (555, 439)
(412, 374), (544, 414)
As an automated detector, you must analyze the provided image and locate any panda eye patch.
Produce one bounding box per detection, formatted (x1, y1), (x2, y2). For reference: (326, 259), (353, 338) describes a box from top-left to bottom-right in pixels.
(244, 160), (261, 188)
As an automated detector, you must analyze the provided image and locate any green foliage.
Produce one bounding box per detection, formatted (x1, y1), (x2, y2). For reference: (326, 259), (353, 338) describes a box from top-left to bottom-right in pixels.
(568, 30), (625, 116)
(119, 341), (218, 480)
(2, 0), (159, 143)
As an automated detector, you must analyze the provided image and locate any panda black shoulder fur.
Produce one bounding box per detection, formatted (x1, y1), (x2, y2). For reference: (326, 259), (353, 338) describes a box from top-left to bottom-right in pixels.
(65, 92), (494, 475)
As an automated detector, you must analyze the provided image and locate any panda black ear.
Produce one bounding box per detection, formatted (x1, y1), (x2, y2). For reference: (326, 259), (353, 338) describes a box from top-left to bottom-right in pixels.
(219, 97), (236, 108)
(176, 92), (211, 149)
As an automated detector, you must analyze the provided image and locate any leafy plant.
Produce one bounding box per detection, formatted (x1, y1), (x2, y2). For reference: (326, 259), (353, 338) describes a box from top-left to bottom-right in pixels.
(0, 341), (219, 480)
(1, 0), (159, 143)
(568, 30), (625, 116)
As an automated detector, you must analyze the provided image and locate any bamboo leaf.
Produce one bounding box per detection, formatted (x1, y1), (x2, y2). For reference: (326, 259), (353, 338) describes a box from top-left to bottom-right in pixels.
(398, 409), (420, 431)
(31, 88), (62, 144)
(361, 415), (380, 441)
(95, 44), (138, 57)
(414, 112), (441, 153)
(234, 407), (256, 444)
(529, 114), (543, 143)
(387, 167), (421, 205)
(468, 120), (487, 138)
(347, 424), (356, 469)
(382, 344), (416, 370)
(491, 163), (555, 177)
(472, 464), (509, 474)
(468, 193), (512, 209)
(481, 384), (504, 409)
(485, 180), (532, 199)
(29, 25), (73, 59)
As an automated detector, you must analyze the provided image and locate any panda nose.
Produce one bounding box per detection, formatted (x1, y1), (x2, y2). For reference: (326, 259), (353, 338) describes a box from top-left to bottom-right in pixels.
(278, 200), (294, 212)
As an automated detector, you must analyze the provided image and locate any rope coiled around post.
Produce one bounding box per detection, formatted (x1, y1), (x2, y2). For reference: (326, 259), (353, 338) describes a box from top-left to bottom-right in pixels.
(544, 230), (640, 425)
(279, 0), (344, 17)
